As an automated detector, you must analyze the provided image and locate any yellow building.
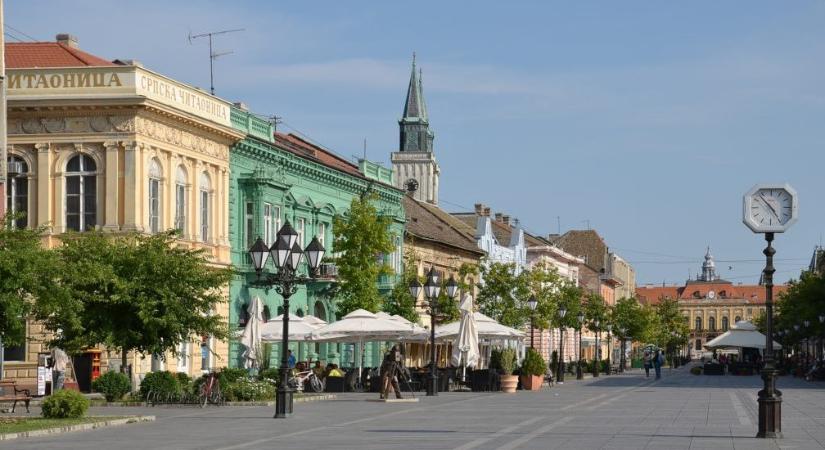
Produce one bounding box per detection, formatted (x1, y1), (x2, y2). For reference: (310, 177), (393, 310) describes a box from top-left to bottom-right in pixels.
(3, 35), (243, 389)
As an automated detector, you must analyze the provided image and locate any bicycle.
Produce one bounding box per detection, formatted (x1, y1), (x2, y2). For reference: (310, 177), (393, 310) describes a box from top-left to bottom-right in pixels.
(199, 372), (224, 407)
(287, 370), (325, 393)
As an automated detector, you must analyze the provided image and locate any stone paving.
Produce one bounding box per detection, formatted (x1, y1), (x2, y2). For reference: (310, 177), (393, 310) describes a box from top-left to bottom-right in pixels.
(5, 365), (825, 449)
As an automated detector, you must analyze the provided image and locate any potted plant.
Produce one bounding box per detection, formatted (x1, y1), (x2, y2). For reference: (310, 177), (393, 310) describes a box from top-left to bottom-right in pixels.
(496, 348), (518, 393)
(520, 348), (546, 391)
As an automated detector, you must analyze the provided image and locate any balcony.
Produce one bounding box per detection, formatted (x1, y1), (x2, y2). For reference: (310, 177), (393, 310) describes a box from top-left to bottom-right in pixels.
(318, 262), (338, 279)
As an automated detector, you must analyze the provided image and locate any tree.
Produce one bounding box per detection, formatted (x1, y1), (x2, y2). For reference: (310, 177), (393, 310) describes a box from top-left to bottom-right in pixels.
(475, 262), (527, 328)
(653, 298), (689, 350)
(0, 217), (60, 350)
(38, 231), (233, 369)
(611, 297), (655, 343)
(582, 293), (608, 332)
(384, 247), (420, 323)
(332, 193), (395, 317)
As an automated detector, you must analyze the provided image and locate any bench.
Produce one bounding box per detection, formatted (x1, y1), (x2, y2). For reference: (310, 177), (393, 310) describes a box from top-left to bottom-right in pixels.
(0, 380), (32, 413)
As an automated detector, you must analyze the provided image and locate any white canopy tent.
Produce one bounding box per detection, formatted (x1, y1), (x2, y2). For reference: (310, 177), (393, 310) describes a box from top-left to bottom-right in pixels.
(704, 321), (782, 350)
(435, 312), (525, 342)
(259, 313), (327, 342)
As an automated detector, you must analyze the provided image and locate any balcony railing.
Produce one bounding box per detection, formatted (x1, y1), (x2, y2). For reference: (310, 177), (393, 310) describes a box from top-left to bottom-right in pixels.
(318, 263), (338, 279)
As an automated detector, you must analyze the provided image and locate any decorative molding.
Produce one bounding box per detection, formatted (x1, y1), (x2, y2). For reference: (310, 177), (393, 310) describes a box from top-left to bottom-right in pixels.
(136, 116), (228, 161)
(10, 115), (136, 135)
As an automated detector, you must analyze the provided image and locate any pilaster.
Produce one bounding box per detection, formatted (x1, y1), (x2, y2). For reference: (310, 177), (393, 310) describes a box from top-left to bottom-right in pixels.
(122, 141), (143, 232)
(35, 143), (52, 230)
(103, 141), (120, 231)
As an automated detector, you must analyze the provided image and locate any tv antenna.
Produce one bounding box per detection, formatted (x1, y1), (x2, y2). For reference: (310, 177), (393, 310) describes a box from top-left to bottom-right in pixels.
(188, 28), (244, 95)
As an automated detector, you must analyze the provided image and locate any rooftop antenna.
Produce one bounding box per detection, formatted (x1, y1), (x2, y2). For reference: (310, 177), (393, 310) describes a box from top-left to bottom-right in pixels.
(188, 28), (244, 95)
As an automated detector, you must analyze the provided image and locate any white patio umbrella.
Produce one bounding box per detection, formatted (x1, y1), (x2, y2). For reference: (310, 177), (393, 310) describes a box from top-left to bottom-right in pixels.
(704, 321), (782, 350)
(436, 311), (525, 342)
(309, 309), (417, 377)
(451, 294), (480, 384)
(260, 313), (327, 342)
(239, 297), (264, 369)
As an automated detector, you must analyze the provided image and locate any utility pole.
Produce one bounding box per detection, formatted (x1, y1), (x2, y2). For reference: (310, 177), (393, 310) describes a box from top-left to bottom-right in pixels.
(0, 0), (7, 380)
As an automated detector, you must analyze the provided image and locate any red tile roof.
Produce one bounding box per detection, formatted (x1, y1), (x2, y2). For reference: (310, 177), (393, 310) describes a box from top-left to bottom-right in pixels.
(274, 133), (362, 178)
(6, 42), (117, 68)
(637, 283), (788, 305)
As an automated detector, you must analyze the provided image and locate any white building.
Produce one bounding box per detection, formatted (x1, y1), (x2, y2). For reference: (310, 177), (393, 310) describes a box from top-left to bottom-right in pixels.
(452, 204), (528, 275)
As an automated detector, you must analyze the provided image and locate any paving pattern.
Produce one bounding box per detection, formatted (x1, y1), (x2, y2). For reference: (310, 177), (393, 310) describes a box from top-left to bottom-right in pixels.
(6, 366), (825, 449)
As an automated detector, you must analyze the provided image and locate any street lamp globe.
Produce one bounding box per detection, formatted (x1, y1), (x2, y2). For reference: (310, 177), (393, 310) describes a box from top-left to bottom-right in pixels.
(445, 276), (459, 300)
(424, 268), (441, 299)
(803, 320), (810, 328)
(249, 237), (270, 272)
(528, 295), (538, 312)
(594, 318), (600, 328)
(409, 278), (422, 300)
(794, 324), (800, 331)
(288, 242), (304, 271)
(558, 305), (568, 319)
(576, 311), (584, 325)
(277, 221), (299, 249)
(304, 236), (325, 271)
(272, 237), (292, 269)
(606, 323), (613, 333)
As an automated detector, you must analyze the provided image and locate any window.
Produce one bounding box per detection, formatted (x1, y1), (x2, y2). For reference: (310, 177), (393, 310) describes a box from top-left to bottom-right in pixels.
(695, 316), (702, 331)
(263, 203), (278, 245)
(735, 315), (742, 323)
(297, 218), (306, 247)
(3, 343), (25, 362)
(317, 222), (326, 247)
(722, 317), (729, 332)
(246, 202), (255, 247)
(708, 316), (716, 332)
(695, 339), (702, 351)
(148, 159), (161, 233)
(175, 166), (187, 233)
(200, 172), (211, 242)
(6, 155), (29, 229)
(65, 154), (97, 231)
(177, 342), (189, 372)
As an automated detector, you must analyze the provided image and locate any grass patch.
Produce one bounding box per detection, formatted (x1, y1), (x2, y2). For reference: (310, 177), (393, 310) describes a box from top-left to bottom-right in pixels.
(0, 416), (128, 434)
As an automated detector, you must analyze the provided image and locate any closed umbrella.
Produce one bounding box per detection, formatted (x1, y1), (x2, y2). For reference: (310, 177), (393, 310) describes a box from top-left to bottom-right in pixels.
(452, 294), (480, 384)
(239, 297), (264, 369)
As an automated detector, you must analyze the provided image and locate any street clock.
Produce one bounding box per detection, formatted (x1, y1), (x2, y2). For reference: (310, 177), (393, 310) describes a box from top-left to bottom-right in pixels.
(742, 183), (798, 234)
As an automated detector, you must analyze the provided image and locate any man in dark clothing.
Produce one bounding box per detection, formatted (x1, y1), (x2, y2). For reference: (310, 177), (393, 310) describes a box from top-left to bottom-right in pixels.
(380, 345), (403, 399)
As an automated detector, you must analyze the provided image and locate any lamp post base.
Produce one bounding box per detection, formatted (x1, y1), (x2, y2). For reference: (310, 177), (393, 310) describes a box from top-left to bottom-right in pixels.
(274, 386), (294, 418)
(756, 368), (782, 438)
(426, 374), (438, 396)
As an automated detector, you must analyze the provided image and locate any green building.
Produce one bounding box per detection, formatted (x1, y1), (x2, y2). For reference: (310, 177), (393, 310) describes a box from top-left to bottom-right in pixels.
(228, 106), (405, 369)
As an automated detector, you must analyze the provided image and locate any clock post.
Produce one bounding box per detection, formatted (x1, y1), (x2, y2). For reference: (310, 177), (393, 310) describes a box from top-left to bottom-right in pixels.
(743, 183), (798, 440)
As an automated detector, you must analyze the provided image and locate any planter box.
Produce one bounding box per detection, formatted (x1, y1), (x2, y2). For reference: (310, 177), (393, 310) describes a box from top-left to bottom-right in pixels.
(500, 375), (518, 393)
(520, 374), (543, 391)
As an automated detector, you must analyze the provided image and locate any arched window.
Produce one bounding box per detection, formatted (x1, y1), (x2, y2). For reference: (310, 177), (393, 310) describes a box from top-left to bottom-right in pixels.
(708, 316), (716, 332)
(695, 316), (702, 331)
(148, 159), (162, 233)
(6, 155), (29, 229)
(65, 154), (97, 231)
(735, 315), (742, 323)
(722, 317), (729, 331)
(296, 309), (304, 317)
(314, 301), (326, 321)
(199, 172), (211, 242)
(175, 166), (187, 233)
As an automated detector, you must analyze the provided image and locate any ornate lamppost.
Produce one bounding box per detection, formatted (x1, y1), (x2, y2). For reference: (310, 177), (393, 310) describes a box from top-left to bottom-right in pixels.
(618, 327), (627, 373)
(248, 222), (325, 419)
(576, 311), (585, 380)
(592, 318), (600, 378)
(803, 320), (811, 371)
(528, 295), (538, 349)
(409, 268), (458, 396)
(743, 183), (798, 439)
(606, 323), (613, 375)
(556, 305), (568, 383)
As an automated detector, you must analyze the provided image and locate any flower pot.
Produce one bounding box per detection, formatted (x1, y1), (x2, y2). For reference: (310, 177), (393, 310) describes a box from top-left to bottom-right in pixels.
(520, 374), (543, 391)
(500, 374), (518, 393)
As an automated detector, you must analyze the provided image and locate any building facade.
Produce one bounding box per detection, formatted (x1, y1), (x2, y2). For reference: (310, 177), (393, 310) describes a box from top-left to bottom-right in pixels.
(228, 107), (405, 369)
(3, 36), (242, 387)
(637, 248), (788, 357)
(391, 56), (440, 205)
(452, 204), (528, 275)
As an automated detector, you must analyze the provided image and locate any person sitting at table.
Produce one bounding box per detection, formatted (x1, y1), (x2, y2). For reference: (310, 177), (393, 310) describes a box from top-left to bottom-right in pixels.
(328, 364), (345, 377)
(313, 360), (325, 379)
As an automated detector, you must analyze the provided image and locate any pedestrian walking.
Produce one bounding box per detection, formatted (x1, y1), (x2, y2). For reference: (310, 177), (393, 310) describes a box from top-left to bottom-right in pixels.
(654, 350), (663, 380)
(50, 347), (70, 392)
(643, 350), (652, 377)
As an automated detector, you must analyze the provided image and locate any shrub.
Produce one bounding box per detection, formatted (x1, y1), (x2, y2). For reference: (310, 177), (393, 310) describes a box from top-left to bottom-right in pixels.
(224, 377), (276, 401)
(41, 389), (89, 418)
(258, 368), (279, 383)
(139, 371), (181, 399)
(92, 371), (131, 402)
(499, 348), (517, 375)
(521, 348), (546, 376)
(690, 366), (702, 375)
(217, 367), (250, 392)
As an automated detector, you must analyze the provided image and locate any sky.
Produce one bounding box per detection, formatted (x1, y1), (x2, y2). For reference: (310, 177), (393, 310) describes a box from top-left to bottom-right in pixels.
(8, 1), (825, 285)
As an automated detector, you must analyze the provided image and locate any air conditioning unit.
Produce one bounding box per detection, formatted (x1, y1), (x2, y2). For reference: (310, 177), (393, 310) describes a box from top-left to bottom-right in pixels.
(6, 161), (25, 177)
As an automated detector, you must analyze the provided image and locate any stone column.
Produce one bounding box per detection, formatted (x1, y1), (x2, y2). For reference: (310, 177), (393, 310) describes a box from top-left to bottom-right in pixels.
(220, 167), (229, 246)
(122, 141), (142, 232)
(35, 143), (52, 229)
(192, 162), (202, 242)
(103, 141), (120, 231)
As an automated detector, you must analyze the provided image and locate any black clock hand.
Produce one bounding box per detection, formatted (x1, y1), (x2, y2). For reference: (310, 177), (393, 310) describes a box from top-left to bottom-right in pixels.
(759, 194), (779, 219)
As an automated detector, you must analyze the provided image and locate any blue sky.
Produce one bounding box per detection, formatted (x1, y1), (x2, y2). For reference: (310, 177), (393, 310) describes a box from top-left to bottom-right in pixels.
(10, 1), (825, 285)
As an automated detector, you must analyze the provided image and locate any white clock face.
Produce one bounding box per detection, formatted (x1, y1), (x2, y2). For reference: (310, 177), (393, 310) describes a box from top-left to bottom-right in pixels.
(742, 183), (798, 233)
(707, 290), (715, 299)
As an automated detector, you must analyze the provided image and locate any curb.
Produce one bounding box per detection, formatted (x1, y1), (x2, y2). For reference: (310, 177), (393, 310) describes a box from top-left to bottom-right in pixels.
(0, 415), (155, 441)
(225, 393), (337, 406)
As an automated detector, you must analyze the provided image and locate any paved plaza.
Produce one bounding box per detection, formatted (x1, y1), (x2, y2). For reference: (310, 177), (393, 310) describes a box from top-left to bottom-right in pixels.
(7, 366), (825, 450)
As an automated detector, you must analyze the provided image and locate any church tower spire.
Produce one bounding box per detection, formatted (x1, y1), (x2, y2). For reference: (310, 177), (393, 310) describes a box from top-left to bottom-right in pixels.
(392, 53), (440, 204)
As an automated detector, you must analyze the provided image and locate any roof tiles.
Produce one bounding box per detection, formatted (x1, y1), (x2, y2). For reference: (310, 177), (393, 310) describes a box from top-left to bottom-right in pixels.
(6, 42), (117, 68)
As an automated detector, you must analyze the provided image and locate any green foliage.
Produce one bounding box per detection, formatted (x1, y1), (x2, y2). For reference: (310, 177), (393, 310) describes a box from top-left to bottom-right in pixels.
(611, 297), (657, 344)
(521, 348), (546, 376)
(332, 194), (395, 317)
(385, 247), (421, 323)
(776, 271), (825, 344)
(499, 348), (517, 375)
(490, 348), (502, 372)
(223, 377), (276, 401)
(41, 389), (89, 419)
(257, 368), (280, 382)
(476, 262), (526, 328)
(0, 217), (60, 347)
(653, 298), (690, 349)
(37, 231), (232, 358)
(582, 294), (608, 332)
(91, 371), (131, 402)
(139, 371), (181, 399)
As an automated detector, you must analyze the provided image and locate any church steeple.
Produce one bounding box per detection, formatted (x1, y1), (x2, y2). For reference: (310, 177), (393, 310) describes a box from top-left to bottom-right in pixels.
(700, 246), (718, 282)
(399, 53), (434, 152)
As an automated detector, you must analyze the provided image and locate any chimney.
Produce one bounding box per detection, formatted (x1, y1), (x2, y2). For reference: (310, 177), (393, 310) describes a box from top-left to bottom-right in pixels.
(483, 207), (491, 217)
(474, 203), (484, 215)
(494, 213), (503, 222)
(56, 33), (79, 49)
(502, 215), (510, 226)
